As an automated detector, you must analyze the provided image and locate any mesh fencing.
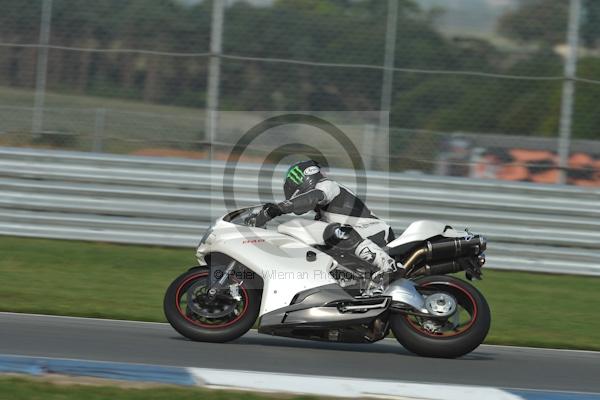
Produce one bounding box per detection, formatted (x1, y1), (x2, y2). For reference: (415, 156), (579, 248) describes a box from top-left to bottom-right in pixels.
(1, 0), (600, 186)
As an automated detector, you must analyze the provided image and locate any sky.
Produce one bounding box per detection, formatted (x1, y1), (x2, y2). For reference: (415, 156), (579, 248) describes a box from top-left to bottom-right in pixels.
(177, 0), (518, 37)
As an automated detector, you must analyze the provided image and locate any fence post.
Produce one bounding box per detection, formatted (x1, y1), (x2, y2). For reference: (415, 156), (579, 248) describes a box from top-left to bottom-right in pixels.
(32, 0), (53, 137)
(205, 0), (225, 158)
(93, 108), (106, 153)
(557, 0), (582, 184)
(361, 124), (376, 170)
(378, 0), (398, 167)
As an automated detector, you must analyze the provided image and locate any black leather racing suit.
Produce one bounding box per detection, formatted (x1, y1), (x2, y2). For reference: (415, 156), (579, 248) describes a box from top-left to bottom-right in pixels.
(274, 178), (398, 272)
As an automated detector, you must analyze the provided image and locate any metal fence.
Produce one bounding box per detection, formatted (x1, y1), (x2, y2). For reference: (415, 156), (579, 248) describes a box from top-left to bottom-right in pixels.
(1, 146), (599, 276)
(1, 0), (600, 186)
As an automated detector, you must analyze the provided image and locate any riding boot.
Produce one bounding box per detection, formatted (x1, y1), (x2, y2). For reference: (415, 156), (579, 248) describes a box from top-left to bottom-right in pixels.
(354, 238), (402, 273)
(323, 223), (404, 274)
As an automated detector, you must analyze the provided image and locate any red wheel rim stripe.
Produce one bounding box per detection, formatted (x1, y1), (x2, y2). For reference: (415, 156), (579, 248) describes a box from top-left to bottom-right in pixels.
(175, 272), (249, 329)
(406, 281), (478, 338)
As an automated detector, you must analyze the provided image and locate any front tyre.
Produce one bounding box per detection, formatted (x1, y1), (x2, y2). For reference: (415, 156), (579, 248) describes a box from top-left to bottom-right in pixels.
(390, 275), (491, 358)
(164, 267), (260, 342)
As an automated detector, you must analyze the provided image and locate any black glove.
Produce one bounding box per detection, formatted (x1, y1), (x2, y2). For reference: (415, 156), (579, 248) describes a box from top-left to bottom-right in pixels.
(245, 203), (280, 227)
(245, 209), (271, 227)
(264, 202), (283, 218)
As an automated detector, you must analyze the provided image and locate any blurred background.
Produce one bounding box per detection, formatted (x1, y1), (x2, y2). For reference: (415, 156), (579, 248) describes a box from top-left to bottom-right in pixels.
(0, 4), (599, 391)
(1, 0), (600, 184)
(2, 0), (600, 276)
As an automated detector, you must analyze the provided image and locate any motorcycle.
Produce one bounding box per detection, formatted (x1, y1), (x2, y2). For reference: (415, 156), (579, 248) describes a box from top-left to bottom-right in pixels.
(164, 205), (491, 358)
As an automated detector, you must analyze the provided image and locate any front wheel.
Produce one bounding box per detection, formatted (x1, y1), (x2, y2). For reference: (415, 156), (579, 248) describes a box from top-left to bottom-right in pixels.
(164, 267), (260, 342)
(390, 275), (491, 358)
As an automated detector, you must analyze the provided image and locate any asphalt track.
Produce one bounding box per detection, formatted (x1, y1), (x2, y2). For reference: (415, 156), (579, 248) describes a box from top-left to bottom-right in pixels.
(1, 312), (598, 394)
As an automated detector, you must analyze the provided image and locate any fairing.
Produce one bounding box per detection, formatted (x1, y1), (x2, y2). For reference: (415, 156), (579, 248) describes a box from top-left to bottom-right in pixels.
(196, 218), (337, 316)
(276, 218), (329, 245)
(387, 220), (465, 248)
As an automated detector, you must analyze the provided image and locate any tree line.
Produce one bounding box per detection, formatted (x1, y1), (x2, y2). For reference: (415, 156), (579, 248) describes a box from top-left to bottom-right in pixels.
(0, 0), (599, 139)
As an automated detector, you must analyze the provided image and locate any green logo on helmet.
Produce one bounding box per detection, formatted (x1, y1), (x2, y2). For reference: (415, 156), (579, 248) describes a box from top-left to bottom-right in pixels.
(287, 166), (304, 184)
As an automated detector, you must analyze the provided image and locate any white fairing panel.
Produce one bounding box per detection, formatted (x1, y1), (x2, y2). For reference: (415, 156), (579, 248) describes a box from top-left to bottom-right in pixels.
(197, 220), (337, 316)
(387, 220), (465, 248)
(276, 219), (329, 246)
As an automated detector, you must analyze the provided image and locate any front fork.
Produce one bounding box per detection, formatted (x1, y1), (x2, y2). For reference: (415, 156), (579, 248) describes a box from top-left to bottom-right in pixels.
(207, 260), (239, 300)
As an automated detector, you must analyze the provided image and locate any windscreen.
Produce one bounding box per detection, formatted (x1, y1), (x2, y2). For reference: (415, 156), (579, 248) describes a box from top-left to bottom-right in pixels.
(222, 206), (263, 225)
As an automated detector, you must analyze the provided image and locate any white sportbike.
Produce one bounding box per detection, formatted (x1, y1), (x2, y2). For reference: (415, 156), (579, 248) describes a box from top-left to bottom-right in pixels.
(164, 204), (491, 358)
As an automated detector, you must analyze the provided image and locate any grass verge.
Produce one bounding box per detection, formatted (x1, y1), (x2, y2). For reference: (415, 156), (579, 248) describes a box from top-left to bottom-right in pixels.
(0, 236), (598, 350)
(0, 375), (319, 400)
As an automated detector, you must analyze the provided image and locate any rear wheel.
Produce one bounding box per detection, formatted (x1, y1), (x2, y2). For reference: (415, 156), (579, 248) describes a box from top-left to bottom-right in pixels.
(390, 275), (490, 358)
(164, 267), (260, 342)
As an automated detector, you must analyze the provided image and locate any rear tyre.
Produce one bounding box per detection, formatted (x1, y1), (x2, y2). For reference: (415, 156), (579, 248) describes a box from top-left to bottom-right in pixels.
(390, 275), (490, 358)
(164, 267), (260, 343)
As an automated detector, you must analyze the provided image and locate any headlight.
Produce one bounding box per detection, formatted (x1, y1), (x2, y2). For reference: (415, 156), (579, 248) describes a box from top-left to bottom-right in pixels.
(478, 253), (486, 267)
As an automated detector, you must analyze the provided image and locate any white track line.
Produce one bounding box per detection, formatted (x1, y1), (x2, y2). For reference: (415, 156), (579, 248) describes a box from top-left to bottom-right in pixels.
(188, 367), (524, 400)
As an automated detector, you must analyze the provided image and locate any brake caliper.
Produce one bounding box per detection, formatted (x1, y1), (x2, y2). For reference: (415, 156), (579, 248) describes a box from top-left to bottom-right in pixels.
(229, 282), (242, 301)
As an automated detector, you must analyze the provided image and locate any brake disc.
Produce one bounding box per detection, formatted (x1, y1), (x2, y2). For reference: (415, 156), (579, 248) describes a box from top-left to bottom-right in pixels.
(186, 281), (236, 319)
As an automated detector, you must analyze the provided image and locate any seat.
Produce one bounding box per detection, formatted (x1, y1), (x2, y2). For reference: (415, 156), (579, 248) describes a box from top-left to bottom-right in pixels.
(386, 241), (421, 258)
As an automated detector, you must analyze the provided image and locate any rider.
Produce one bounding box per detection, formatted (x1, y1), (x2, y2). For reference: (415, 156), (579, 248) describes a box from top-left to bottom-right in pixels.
(252, 160), (404, 277)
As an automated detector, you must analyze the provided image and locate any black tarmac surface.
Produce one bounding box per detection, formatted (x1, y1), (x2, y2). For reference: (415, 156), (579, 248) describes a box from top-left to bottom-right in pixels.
(1, 312), (598, 392)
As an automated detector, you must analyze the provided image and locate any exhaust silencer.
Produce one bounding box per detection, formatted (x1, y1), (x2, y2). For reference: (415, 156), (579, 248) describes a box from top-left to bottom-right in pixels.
(414, 253), (486, 277)
(418, 259), (465, 276)
(425, 236), (486, 263)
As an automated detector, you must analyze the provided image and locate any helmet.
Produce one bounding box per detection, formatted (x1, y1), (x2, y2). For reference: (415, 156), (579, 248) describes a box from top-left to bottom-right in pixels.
(283, 160), (325, 200)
